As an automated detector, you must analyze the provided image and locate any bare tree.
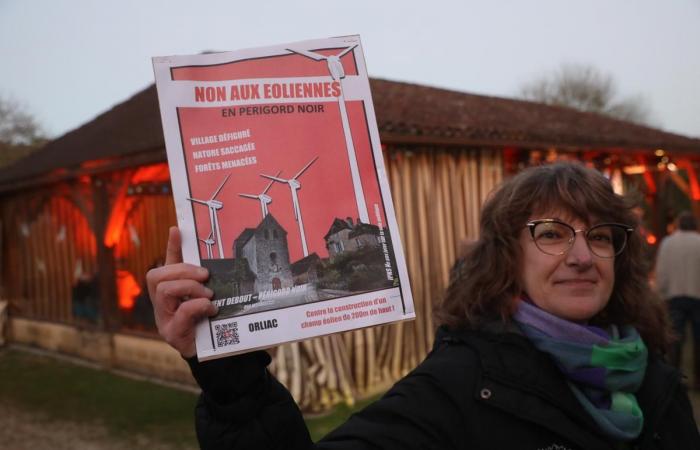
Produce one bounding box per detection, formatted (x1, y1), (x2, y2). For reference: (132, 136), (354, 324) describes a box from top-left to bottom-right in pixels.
(0, 95), (46, 145)
(519, 64), (652, 125)
(0, 95), (47, 166)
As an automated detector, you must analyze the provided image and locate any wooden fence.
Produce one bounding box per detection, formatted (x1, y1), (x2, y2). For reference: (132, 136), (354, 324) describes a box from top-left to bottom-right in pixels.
(1, 148), (503, 411)
(1, 165), (174, 329)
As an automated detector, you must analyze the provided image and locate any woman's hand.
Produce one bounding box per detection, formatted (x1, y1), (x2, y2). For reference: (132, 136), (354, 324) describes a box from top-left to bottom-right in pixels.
(147, 226), (217, 358)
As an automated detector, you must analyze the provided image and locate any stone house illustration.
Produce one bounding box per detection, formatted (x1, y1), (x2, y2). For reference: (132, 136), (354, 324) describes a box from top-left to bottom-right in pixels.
(324, 217), (381, 258)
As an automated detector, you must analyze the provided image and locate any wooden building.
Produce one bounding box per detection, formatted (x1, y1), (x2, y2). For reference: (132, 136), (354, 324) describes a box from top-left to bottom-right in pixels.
(1, 79), (699, 411)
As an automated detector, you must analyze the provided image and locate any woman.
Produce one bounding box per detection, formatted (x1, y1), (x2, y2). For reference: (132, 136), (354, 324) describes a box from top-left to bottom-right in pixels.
(147, 162), (699, 449)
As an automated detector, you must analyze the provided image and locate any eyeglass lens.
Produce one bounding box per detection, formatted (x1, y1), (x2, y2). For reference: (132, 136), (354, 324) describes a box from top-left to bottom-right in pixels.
(532, 222), (628, 257)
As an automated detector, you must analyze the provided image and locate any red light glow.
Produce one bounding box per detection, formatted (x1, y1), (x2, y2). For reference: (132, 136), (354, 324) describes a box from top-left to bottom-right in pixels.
(116, 269), (141, 310)
(677, 158), (700, 201)
(103, 163), (170, 247)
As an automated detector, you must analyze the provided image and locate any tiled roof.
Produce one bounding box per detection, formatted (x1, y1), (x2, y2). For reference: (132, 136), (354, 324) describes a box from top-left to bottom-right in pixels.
(348, 222), (380, 239)
(371, 79), (700, 151)
(1, 78), (698, 192)
(323, 218), (353, 240)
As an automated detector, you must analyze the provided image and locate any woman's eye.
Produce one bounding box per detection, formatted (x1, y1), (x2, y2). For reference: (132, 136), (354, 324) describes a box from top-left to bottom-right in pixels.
(589, 233), (612, 243)
(537, 230), (562, 240)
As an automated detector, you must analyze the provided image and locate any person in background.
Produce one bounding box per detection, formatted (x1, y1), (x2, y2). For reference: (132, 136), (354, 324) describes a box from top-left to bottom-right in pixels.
(71, 269), (100, 324)
(147, 162), (699, 449)
(655, 211), (700, 387)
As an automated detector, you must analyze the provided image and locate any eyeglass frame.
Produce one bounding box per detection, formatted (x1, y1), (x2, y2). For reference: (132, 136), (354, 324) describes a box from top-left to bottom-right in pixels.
(524, 219), (635, 258)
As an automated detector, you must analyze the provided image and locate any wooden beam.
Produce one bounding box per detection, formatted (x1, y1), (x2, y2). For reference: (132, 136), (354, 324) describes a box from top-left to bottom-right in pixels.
(92, 176), (119, 333)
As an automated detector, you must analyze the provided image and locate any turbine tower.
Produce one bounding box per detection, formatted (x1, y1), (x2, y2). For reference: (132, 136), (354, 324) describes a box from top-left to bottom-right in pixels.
(285, 44), (369, 223)
(187, 173), (230, 259)
(261, 157), (318, 257)
(198, 232), (215, 259)
(238, 171), (281, 220)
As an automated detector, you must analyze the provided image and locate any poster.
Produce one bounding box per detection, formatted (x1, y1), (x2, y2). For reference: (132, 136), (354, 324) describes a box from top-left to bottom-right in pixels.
(153, 35), (414, 360)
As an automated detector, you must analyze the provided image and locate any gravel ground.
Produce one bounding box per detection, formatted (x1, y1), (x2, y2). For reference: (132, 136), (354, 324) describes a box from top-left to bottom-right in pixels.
(0, 402), (125, 450)
(0, 402), (195, 450)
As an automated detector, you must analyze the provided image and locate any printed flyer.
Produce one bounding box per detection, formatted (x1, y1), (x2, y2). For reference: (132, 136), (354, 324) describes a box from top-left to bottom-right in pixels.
(152, 35), (414, 360)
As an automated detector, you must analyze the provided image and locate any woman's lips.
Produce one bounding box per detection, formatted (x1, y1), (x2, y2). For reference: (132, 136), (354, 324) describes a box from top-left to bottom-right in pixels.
(554, 279), (597, 285)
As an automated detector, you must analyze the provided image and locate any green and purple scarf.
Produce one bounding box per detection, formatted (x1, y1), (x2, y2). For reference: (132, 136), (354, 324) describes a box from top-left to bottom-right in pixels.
(513, 299), (648, 441)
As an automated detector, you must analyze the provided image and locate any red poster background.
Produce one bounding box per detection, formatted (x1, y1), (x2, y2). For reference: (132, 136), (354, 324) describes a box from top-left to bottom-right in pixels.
(179, 100), (385, 262)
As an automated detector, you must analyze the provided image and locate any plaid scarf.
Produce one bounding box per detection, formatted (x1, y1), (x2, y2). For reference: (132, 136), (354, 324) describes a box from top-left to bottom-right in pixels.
(513, 299), (648, 441)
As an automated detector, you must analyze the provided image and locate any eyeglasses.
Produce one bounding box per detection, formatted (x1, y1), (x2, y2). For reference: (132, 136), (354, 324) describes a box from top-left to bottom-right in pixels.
(525, 219), (634, 258)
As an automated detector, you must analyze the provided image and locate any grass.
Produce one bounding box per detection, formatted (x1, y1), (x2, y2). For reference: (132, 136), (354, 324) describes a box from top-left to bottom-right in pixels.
(0, 348), (199, 448)
(0, 348), (381, 446)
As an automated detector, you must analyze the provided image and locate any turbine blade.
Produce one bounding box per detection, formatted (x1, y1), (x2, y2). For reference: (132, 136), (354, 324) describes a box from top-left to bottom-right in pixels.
(187, 198), (208, 206)
(211, 173), (231, 200)
(337, 44), (357, 57)
(294, 156), (319, 179)
(261, 170), (282, 194)
(261, 173), (288, 183)
(286, 47), (326, 61)
(239, 193), (258, 199)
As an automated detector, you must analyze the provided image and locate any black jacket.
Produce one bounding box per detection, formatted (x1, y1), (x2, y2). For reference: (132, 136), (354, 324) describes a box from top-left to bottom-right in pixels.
(188, 326), (700, 449)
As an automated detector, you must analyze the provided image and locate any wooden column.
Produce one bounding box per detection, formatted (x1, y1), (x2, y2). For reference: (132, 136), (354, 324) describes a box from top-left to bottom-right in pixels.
(92, 176), (119, 332)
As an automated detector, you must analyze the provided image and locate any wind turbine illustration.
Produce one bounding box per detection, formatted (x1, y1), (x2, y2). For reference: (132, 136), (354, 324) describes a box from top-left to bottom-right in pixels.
(238, 171), (281, 220)
(285, 44), (369, 223)
(187, 173), (230, 259)
(261, 157), (318, 257)
(198, 231), (215, 259)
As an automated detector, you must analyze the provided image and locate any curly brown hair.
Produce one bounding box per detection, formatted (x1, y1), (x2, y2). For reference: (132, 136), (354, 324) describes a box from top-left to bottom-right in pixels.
(435, 162), (672, 354)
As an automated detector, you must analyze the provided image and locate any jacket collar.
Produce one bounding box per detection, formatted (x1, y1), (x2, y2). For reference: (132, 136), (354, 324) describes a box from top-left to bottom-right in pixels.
(436, 325), (679, 449)
(437, 325), (597, 415)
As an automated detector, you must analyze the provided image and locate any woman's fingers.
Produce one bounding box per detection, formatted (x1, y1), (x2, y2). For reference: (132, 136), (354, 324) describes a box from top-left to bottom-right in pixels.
(149, 226), (216, 358)
(153, 279), (213, 325)
(157, 279), (213, 308)
(164, 226), (183, 265)
(146, 263), (209, 301)
(163, 297), (219, 358)
(148, 263), (209, 287)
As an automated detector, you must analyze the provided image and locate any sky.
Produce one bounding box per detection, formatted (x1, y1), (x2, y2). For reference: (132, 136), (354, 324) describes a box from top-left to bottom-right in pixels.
(1, 0), (699, 139)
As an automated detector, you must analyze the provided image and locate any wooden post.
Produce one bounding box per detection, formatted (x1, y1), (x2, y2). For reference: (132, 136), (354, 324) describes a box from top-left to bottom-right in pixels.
(92, 176), (119, 332)
(677, 158), (700, 219)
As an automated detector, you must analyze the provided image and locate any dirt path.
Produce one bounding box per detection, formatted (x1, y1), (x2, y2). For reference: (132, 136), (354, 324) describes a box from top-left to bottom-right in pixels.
(0, 402), (194, 450)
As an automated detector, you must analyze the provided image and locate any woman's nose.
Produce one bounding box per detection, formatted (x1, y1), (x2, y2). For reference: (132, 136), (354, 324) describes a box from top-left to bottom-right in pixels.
(565, 232), (594, 268)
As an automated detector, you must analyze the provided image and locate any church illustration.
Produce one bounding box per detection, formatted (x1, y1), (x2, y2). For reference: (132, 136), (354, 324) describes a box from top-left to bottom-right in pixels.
(233, 213), (294, 292)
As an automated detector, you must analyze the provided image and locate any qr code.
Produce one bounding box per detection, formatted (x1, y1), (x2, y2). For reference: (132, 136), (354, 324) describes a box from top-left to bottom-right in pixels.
(214, 322), (240, 347)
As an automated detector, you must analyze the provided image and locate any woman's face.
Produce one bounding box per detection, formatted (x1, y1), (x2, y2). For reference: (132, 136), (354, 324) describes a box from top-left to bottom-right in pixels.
(518, 212), (615, 322)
